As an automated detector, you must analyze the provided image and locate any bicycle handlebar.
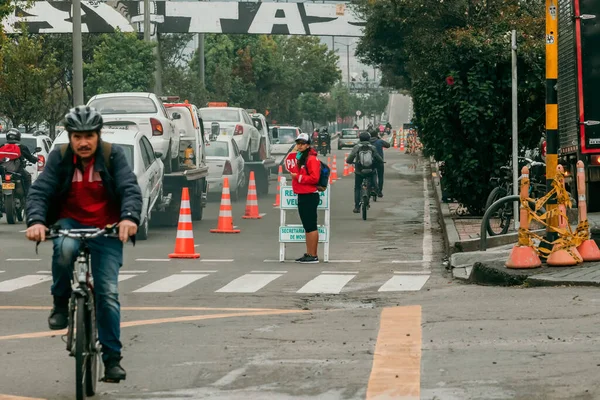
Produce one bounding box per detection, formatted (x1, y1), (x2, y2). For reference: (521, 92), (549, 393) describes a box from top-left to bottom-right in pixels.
(45, 224), (120, 240)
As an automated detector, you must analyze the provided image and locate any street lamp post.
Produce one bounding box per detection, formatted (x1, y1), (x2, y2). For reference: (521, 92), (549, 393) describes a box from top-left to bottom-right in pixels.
(72, 0), (84, 106)
(335, 41), (351, 87)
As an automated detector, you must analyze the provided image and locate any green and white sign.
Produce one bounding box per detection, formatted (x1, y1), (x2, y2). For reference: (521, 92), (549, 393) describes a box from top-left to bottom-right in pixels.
(279, 225), (328, 243)
(280, 186), (329, 210)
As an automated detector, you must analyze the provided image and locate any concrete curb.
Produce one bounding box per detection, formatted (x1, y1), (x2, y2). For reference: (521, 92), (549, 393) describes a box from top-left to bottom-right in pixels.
(429, 162), (461, 256)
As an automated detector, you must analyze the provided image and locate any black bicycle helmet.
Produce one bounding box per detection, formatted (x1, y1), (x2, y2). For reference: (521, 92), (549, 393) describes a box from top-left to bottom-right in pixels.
(64, 106), (103, 133)
(359, 132), (371, 142)
(6, 128), (21, 143)
(321, 127), (328, 133)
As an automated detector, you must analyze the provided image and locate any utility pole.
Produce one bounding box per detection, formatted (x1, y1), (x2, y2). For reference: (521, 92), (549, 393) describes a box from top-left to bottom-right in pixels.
(511, 30), (519, 229)
(72, 0), (84, 106)
(143, 0), (162, 94)
(198, 33), (205, 87)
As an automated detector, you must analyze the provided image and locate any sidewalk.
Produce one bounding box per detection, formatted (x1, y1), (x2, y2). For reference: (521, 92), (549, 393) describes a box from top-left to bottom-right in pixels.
(430, 161), (600, 287)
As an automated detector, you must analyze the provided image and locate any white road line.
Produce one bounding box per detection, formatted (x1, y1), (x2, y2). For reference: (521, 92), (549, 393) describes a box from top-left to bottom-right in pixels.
(258, 213), (267, 217)
(0, 275), (52, 292)
(422, 166), (433, 268)
(180, 270), (218, 273)
(118, 274), (137, 282)
(200, 259), (234, 263)
(263, 260), (280, 263)
(133, 274), (208, 293)
(136, 259), (171, 262)
(382, 260), (425, 264)
(296, 274), (356, 294)
(6, 259), (41, 262)
(216, 273), (283, 293)
(250, 270), (288, 274)
(0, 271), (4, 273)
(121, 270), (148, 273)
(321, 271), (358, 274)
(378, 274), (431, 292)
(327, 260), (361, 263)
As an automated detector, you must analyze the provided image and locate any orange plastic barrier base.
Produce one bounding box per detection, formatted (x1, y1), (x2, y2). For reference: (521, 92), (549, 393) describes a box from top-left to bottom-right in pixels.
(577, 239), (600, 262)
(505, 245), (542, 269)
(547, 247), (581, 267)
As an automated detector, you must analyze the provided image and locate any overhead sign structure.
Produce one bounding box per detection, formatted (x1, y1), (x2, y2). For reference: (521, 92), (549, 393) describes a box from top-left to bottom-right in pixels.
(278, 178), (330, 262)
(2, 1), (365, 36)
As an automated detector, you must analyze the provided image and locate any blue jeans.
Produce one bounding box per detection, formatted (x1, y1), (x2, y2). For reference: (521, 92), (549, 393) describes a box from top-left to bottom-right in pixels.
(51, 218), (124, 360)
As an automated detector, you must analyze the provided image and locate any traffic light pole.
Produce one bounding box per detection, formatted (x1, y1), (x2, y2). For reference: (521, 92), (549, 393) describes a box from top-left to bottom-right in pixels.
(543, 0), (559, 256)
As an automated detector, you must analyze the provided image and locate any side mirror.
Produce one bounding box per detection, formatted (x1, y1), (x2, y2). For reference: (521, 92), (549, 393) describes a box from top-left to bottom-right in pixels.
(35, 147), (43, 153)
(154, 152), (163, 159)
(172, 112), (181, 120)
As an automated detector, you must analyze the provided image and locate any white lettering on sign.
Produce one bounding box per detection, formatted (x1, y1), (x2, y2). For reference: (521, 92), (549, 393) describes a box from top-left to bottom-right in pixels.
(166, 2), (239, 33)
(280, 186), (329, 210)
(248, 3), (305, 35)
(279, 225), (327, 242)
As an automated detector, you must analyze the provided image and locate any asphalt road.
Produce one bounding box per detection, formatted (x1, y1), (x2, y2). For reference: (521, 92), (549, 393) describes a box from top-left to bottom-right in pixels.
(1, 103), (599, 399)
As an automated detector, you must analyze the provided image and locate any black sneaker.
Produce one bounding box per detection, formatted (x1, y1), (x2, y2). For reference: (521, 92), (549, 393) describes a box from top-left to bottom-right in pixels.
(298, 255), (319, 264)
(378, 192), (383, 198)
(353, 208), (360, 213)
(48, 297), (69, 330)
(295, 253), (309, 262)
(103, 355), (126, 382)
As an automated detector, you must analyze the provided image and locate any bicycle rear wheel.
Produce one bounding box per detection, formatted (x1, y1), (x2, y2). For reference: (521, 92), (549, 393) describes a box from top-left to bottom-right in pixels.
(85, 296), (99, 396)
(362, 195), (368, 220)
(485, 186), (511, 236)
(75, 296), (87, 400)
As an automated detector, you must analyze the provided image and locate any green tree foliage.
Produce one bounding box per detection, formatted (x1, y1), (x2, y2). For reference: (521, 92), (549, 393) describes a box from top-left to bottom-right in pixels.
(84, 31), (156, 98)
(0, 32), (59, 130)
(355, 0), (545, 212)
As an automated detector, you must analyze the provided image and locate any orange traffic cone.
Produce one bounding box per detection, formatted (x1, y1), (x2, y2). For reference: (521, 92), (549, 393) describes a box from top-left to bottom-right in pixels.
(393, 134), (398, 148)
(506, 167), (541, 269)
(343, 153), (349, 177)
(575, 161), (600, 261)
(169, 187), (200, 259)
(243, 171), (262, 219)
(210, 177), (241, 233)
(400, 139), (405, 152)
(331, 155), (339, 181)
(273, 165), (282, 207)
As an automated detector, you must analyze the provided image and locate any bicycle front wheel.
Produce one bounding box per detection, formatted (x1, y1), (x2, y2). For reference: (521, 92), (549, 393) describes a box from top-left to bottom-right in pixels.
(75, 296), (89, 400)
(85, 296), (99, 396)
(362, 196), (368, 220)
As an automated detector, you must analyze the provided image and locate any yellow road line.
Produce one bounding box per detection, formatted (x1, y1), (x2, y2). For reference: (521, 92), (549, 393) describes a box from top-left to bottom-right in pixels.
(0, 306), (283, 312)
(0, 309), (308, 341)
(366, 305), (422, 400)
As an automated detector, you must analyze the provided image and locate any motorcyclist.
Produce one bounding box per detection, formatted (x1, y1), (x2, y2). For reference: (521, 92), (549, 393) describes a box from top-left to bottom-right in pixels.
(318, 127), (331, 154)
(312, 128), (320, 144)
(370, 130), (391, 197)
(385, 122), (392, 133)
(346, 132), (383, 213)
(1, 129), (38, 197)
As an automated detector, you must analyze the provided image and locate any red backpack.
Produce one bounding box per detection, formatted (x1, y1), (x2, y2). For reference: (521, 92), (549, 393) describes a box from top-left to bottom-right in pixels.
(0, 143), (22, 172)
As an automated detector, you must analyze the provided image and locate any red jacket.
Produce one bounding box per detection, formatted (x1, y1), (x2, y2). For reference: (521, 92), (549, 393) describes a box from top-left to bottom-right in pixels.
(291, 148), (321, 194)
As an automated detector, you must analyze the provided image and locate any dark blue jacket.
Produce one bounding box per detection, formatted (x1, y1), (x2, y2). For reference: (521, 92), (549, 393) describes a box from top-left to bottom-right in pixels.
(370, 137), (391, 158)
(25, 142), (143, 227)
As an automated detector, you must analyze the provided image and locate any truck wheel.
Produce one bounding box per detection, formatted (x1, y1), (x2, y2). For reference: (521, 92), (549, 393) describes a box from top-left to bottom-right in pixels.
(243, 140), (252, 162)
(191, 182), (203, 221)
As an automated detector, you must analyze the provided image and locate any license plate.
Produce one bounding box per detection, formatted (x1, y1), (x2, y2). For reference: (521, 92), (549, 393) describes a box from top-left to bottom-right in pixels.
(109, 125), (129, 130)
(2, 183), (15, 189)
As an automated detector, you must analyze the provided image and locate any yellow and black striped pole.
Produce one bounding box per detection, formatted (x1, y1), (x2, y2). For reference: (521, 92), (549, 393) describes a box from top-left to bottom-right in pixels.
(544, 0), (559, 252)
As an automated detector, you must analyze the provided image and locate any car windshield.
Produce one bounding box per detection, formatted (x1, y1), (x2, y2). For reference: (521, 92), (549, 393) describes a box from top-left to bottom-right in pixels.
(199, 109), (240, 123)
(0, 137), (37, 153)
(271, 128), (297, 144)
(342, 130), (359, 138)
(88, 97), (157, 114)
(205, 141), (229, 157)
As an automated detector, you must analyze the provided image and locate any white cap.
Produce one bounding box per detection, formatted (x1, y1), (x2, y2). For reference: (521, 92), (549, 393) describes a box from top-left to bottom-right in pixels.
(296, 133), (310, 143)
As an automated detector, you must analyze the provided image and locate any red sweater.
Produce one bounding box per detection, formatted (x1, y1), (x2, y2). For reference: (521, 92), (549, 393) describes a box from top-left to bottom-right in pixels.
(291, 149), (321, 194)
(59, 157), (120, 228)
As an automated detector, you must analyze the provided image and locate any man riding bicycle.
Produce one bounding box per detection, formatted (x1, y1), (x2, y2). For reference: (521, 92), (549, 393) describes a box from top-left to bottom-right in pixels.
(25, 106), (143, 382)
(346, 132), (383, 213)
(370, 130), (390, 197)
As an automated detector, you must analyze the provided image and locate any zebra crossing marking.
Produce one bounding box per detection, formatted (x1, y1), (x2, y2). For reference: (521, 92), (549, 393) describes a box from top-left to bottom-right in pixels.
(216, 273), (283, 293)
(133, 274), (209, 293)
(0, 275), (53, 292)
(378, 274), (430, 292)
(296, 274), (356, 294)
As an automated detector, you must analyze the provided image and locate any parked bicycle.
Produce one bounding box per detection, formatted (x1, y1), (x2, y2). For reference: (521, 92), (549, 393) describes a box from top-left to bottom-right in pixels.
(42, 225), (120, 400)
(485, 158), (547, 236)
